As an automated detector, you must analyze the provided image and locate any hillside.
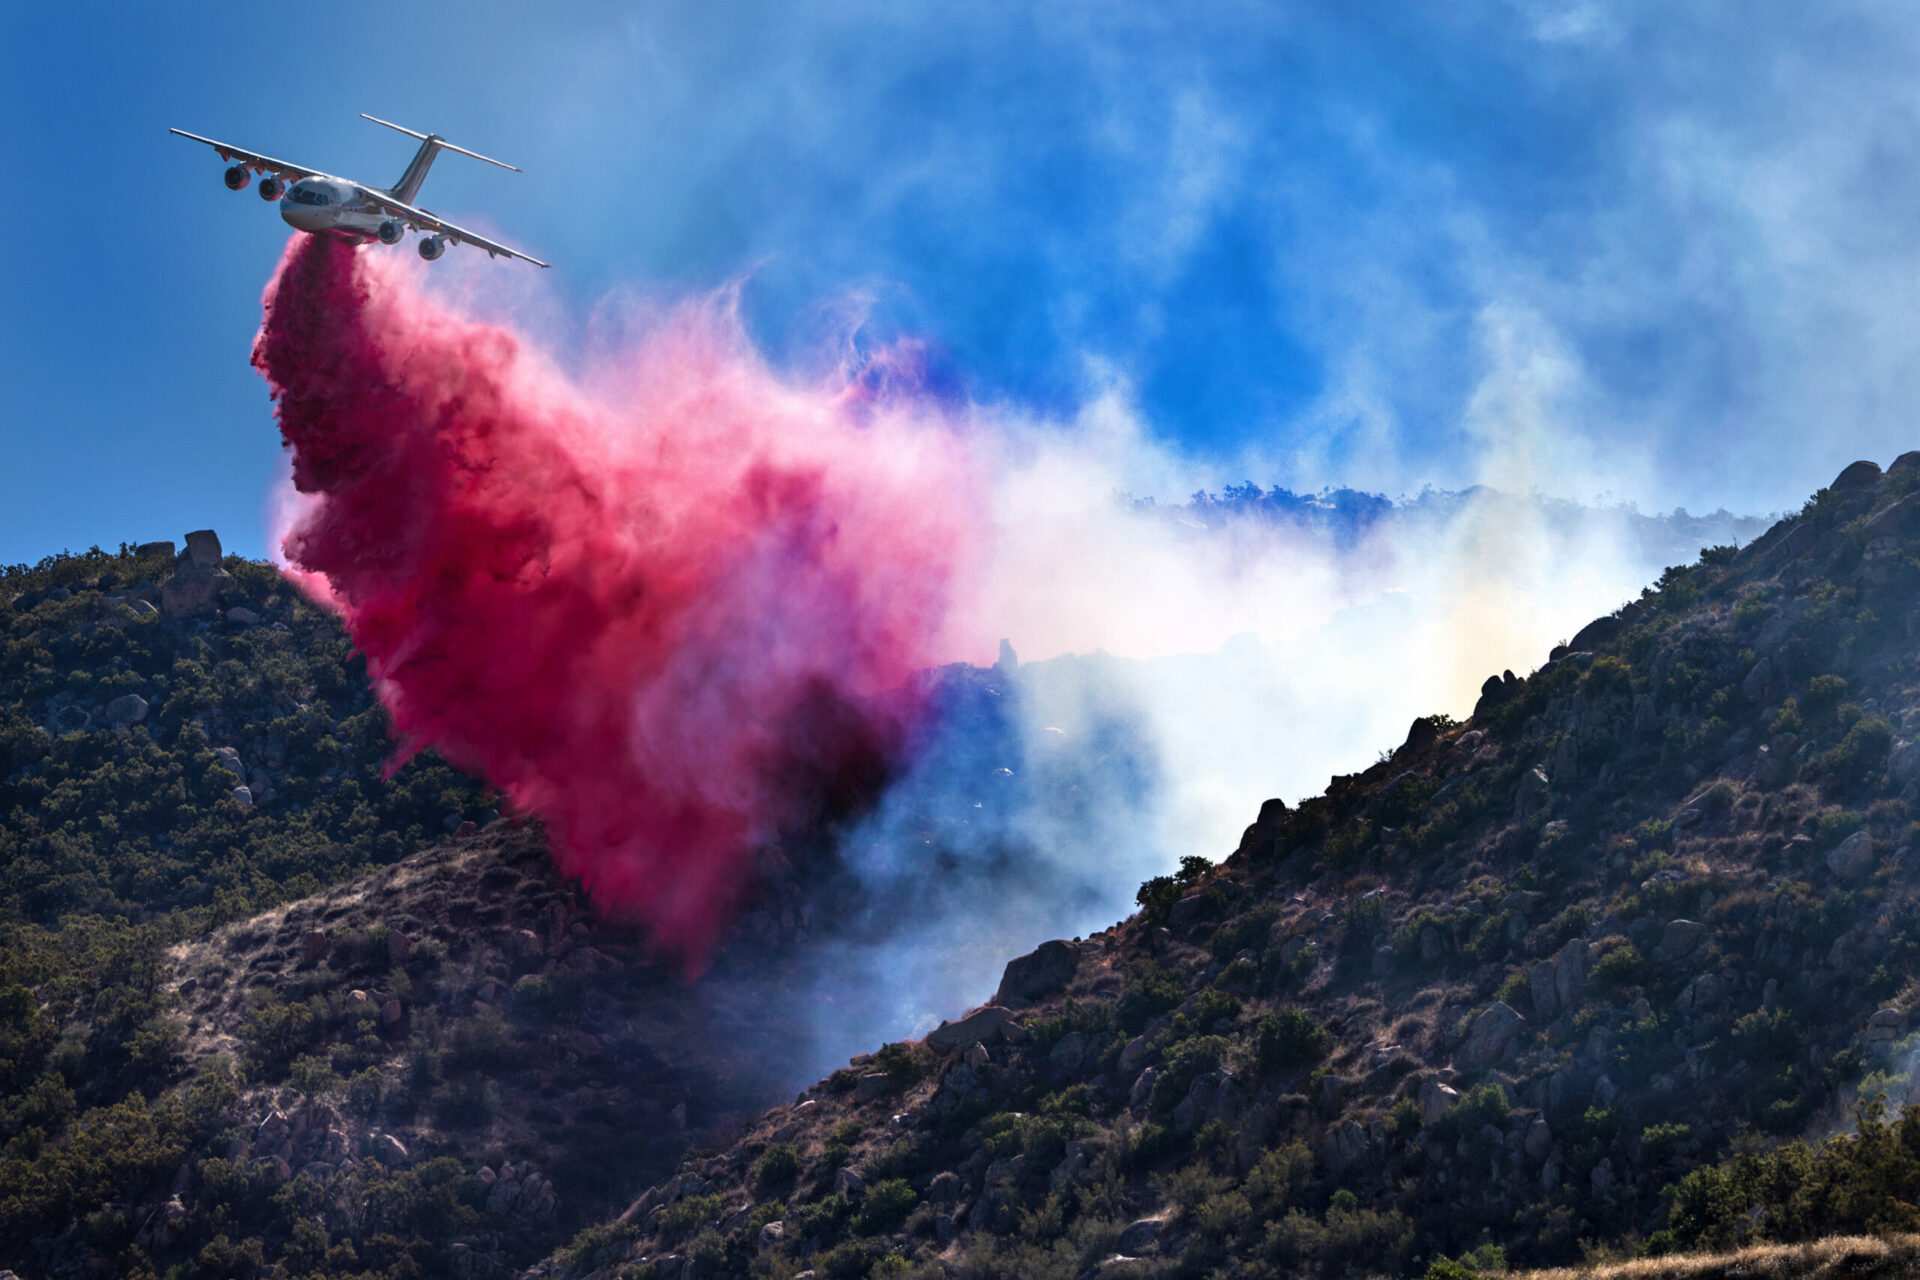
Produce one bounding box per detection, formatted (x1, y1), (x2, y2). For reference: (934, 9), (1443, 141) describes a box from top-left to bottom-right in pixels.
(0, 533), (517, 1276)
(0, 533), (1104, 1278)
(522, 453), (1920, 1279)
(0, 460), (1913, 1280)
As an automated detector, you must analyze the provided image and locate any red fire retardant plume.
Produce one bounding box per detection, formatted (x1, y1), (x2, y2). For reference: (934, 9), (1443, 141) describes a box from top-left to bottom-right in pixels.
(253, 236), (979, 968)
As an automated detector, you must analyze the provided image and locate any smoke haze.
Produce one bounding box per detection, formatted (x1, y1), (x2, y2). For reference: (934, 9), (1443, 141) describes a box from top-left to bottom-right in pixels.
(252, 238), (1767, 1074)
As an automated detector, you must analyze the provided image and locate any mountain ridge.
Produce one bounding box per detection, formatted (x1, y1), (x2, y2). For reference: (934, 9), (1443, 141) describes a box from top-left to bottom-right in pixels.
(522, 453), (1920, 1279)
(0, 461), (1914, 1278)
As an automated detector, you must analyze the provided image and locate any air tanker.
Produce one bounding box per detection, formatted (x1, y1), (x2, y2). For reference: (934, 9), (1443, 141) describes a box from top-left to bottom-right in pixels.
(170, 114), (548, 268)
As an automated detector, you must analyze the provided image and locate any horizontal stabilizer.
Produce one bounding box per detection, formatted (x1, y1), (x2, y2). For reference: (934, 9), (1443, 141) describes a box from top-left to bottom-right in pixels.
(360, 113), (521, 172)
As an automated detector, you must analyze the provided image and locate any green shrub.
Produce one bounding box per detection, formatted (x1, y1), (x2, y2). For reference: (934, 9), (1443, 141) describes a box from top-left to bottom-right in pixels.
(753, 1143), (800, 1195)
(1589, 940), (1646, 992)
(853, 1177), (917, 1235)
(1135, 876), (1179, 923)
(1255, 1009), (1329, 1074)
(1804, 674), (1849, 717)
(1433, 1083), (1509, 1140)
(1150, 1036), (1232, 1117)
(1115, 963), (1184, 1033)
(286, 1053), (339, 1099)
(654, 1192), (726, 1245)
(1494, 968), (1530, 1007)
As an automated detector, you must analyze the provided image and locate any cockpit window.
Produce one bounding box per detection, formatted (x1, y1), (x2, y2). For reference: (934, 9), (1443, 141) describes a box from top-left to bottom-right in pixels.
(290, 186), (331, 206)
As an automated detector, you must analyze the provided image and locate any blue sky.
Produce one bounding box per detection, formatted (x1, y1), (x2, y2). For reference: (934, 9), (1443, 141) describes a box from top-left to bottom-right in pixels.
(5, 2), (1920, 564)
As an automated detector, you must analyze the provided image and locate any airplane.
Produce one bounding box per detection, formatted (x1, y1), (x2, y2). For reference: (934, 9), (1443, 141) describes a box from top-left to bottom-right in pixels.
(169, 113), (548, 268)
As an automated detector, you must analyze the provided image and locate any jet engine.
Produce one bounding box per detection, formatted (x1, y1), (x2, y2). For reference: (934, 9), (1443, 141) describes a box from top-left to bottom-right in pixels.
(378, 220), (405, 246)
(224, 165), (249, 191)
(258, 176), (284, 201)
(418, 236), (447, 261)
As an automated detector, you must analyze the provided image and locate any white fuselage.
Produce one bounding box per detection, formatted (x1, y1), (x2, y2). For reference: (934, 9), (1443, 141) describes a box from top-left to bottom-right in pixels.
(279, 178), (385, 242)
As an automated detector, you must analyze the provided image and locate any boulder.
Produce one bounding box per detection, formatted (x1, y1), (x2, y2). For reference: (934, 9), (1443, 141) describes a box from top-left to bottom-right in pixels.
(230, 785), (253, 807)
(1321, 1118), (1371, 1172)
(1677, 972), (1721, 1016)
(1524, 1117), (1553, 1162)
(1827, 830), (1876, 881)
(926, 1005), (1018, 1052)
(299, 931), (330, 966)
(251, 1108), (289, 1157)
(1660, 919), (1708, 960)
(1528, 961), (1560, 1021)
(160, 565), (225, 618)
(1889, 450), (1920, 474)
(1172, 1070), (1243, 1135)
(1474, 671), (1521, 717)
(1458, 1002), (1527, 1072)
(226, 606), (261, 626)
(104, 693), (148, 726)
(1554, 938), (1588, 1010)
(1168, 893), (1218, 931)
(1831, 460), (1883, 491)
(1419, 1077), (1459, 1126)
(1117, 1218), (1164, 1255)
(372, 1133), (410, 1166)
(51, 704), (91, 733)
(1515, 766), (1552, 820)
(1890, 740), (1920, 790)
(994, 939), (1079, 1007)
(381, 997), (404, 1026)
(1129, 1068), (1157, 1111)
(184, 529), (224, 567)
(1867, 1008), (1906, 1042)
(136, 540), (177, 558)
(1568, 614), (1623, 653)
(1866, 493), (1920, 537)
(1048, 1032), (1091, 1075)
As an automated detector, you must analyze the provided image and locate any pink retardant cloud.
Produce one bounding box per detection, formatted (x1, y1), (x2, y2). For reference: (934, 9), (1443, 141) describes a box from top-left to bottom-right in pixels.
(252, 235), (982, 969)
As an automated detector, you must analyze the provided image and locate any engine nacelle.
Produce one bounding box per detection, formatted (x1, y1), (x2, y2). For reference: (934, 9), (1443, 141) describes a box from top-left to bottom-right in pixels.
(418, 236), (447, 262)
(223, 165), (249, 191)
(257, 176), (284, 201)
(377, 220), (405, 246)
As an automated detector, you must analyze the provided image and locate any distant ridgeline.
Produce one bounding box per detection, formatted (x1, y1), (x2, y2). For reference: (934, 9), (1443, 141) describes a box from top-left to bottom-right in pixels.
(1129, 483), (1775, 560)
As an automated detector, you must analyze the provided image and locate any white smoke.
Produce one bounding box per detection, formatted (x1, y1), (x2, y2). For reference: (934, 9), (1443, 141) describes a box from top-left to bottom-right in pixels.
(782, 382), (1774, 1080)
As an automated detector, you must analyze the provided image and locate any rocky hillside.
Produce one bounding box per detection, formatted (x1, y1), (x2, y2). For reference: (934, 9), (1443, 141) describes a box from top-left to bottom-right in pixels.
(0, 536), (856, 1277)
(0, 533), (1087, 1279)
(527, 454), (1920, 1279)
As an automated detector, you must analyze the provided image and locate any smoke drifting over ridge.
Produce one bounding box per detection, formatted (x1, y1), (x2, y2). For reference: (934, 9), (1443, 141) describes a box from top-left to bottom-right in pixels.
(253, 238), (1767, 1071)
(798, 465), (1770, 1068)
(254, 236), (981, 967)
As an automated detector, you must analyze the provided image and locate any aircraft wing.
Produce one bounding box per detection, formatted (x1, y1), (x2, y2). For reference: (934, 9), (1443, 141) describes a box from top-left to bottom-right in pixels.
(357, 187), (551, 269)
(168, 128), (324, 182)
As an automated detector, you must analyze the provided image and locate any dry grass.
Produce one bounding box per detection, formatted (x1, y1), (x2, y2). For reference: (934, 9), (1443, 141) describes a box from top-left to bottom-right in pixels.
(1512, 1235), (1920, 1280)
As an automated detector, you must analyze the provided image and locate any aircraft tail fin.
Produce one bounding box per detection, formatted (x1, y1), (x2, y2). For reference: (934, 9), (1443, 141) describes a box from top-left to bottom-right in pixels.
(362, 114), (521, 202)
